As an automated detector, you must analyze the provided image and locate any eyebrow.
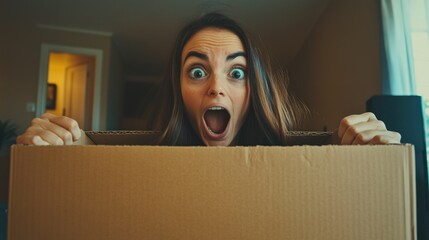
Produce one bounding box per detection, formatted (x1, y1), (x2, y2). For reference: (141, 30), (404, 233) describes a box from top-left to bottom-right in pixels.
(184, 51), (208, 62)
(183, 51), (246, 63)
(226, 52), (246, 61)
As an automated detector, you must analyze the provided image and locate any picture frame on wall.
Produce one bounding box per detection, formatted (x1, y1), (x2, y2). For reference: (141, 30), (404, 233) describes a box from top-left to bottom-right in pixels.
(46, 83), (57, 110)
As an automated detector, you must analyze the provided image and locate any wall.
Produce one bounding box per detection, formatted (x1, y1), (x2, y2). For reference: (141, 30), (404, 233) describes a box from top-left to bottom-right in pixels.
(0, 19), (118, 132)
(106, 41), (124, 130)
(0, 21), (39, 133)
(289, 0), (382, 131)
(0, 0), (382, 133)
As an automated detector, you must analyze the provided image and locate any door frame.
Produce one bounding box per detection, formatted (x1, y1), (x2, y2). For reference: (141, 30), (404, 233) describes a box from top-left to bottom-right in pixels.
(37, 44), (103, 130)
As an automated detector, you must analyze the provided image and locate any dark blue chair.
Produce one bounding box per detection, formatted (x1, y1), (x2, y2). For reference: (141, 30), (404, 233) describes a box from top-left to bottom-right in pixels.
(367, 95), (429, 240)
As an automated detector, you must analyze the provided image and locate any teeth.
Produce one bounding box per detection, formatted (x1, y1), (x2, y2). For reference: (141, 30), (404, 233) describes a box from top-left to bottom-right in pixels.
(208, 129), (216, 134)
(208, 107), (224, 111)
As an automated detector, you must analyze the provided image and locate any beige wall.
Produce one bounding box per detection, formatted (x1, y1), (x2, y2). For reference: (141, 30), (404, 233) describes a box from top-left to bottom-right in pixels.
(289, 0), (382, 131)
(0, 19), (121, 132)
(0, 21), (39, 133)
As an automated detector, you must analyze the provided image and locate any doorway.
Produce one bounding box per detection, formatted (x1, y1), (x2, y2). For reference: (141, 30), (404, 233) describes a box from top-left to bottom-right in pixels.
(45, 53), (95, 130)
(37, 44), (103, 130)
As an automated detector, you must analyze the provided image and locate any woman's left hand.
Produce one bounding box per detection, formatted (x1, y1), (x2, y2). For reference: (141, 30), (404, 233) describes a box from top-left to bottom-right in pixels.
(338, 112), (401, 145)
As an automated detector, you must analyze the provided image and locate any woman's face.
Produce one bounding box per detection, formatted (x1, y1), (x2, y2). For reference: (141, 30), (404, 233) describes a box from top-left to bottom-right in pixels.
(181, 28), (250, 146)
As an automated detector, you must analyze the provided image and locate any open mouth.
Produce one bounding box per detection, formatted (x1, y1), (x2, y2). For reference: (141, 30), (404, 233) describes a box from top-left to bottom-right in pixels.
(203, 106), (231, 135)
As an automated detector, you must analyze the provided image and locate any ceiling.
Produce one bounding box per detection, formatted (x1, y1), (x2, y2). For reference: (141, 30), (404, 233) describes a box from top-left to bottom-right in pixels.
(2, 0), (331, 75)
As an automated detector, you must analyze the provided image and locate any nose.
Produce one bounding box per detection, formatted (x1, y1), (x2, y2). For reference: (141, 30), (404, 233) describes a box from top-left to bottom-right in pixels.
(207, 74), (225, 97)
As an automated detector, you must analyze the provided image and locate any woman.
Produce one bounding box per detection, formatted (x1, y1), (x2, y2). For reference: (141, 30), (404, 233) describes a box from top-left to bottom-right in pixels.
(16, 13), (401, 146)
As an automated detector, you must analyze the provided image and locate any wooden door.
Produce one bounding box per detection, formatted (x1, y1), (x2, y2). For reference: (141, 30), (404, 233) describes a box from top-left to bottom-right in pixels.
(64, 64), (89, 129)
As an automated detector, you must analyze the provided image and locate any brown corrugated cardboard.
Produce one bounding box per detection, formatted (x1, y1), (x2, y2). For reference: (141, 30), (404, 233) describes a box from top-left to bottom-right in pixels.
(78, 130), (338, 145)
(8, 144), (415, 240)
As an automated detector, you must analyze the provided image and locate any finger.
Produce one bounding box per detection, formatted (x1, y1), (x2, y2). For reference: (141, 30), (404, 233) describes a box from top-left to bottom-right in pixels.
(368, 134), (401, 144)
(341, 120), (387, 145)
(23, 123), (66, 145)
(17, 126), (64, 145)
(16, 134), (50, 146)
(351, 130), (401, 145)
(41, 113), (81, 136)
(40, 112), (58, 121)
(338, 112), (378, 139)
(35, 129), (65, 145)
(31, 118), (74, 145)
(48, 116), (81, 141)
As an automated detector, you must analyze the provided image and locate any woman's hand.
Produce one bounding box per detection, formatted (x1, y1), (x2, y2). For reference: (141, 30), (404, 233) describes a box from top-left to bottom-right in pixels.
(338, 112), (401, 145)
(16, 113), (81, 145)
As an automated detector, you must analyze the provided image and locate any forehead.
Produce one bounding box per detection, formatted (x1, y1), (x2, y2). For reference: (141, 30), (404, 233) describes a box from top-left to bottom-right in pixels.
(182, 28), (245, 59)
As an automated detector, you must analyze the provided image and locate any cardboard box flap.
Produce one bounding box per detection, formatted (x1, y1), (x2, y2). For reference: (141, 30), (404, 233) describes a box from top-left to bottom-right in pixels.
(8, 144), (416, 240)
(85, 130), (160, 145)
(83, 130), (337, 145)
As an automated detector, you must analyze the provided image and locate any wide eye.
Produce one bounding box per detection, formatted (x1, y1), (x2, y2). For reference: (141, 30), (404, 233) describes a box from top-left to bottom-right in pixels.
(189, 67), (207, 79)
(230, 68), (245, 80)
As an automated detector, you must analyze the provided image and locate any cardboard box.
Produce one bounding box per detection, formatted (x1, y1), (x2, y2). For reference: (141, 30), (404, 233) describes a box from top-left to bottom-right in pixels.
(8, 140), (416, 239)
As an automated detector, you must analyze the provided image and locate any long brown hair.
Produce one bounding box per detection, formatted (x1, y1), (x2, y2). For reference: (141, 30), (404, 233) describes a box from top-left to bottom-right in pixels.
(149, 13), (307, 146)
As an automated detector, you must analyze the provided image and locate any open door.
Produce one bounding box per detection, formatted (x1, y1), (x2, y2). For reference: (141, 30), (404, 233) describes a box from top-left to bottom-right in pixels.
(45, 52), (95, 130)
(37, 44), (103, 130)
(64, 64), (91, 130)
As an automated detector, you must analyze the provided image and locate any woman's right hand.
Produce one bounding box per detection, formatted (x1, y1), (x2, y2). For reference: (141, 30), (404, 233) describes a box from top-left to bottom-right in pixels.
(16, 113), (81, 145)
